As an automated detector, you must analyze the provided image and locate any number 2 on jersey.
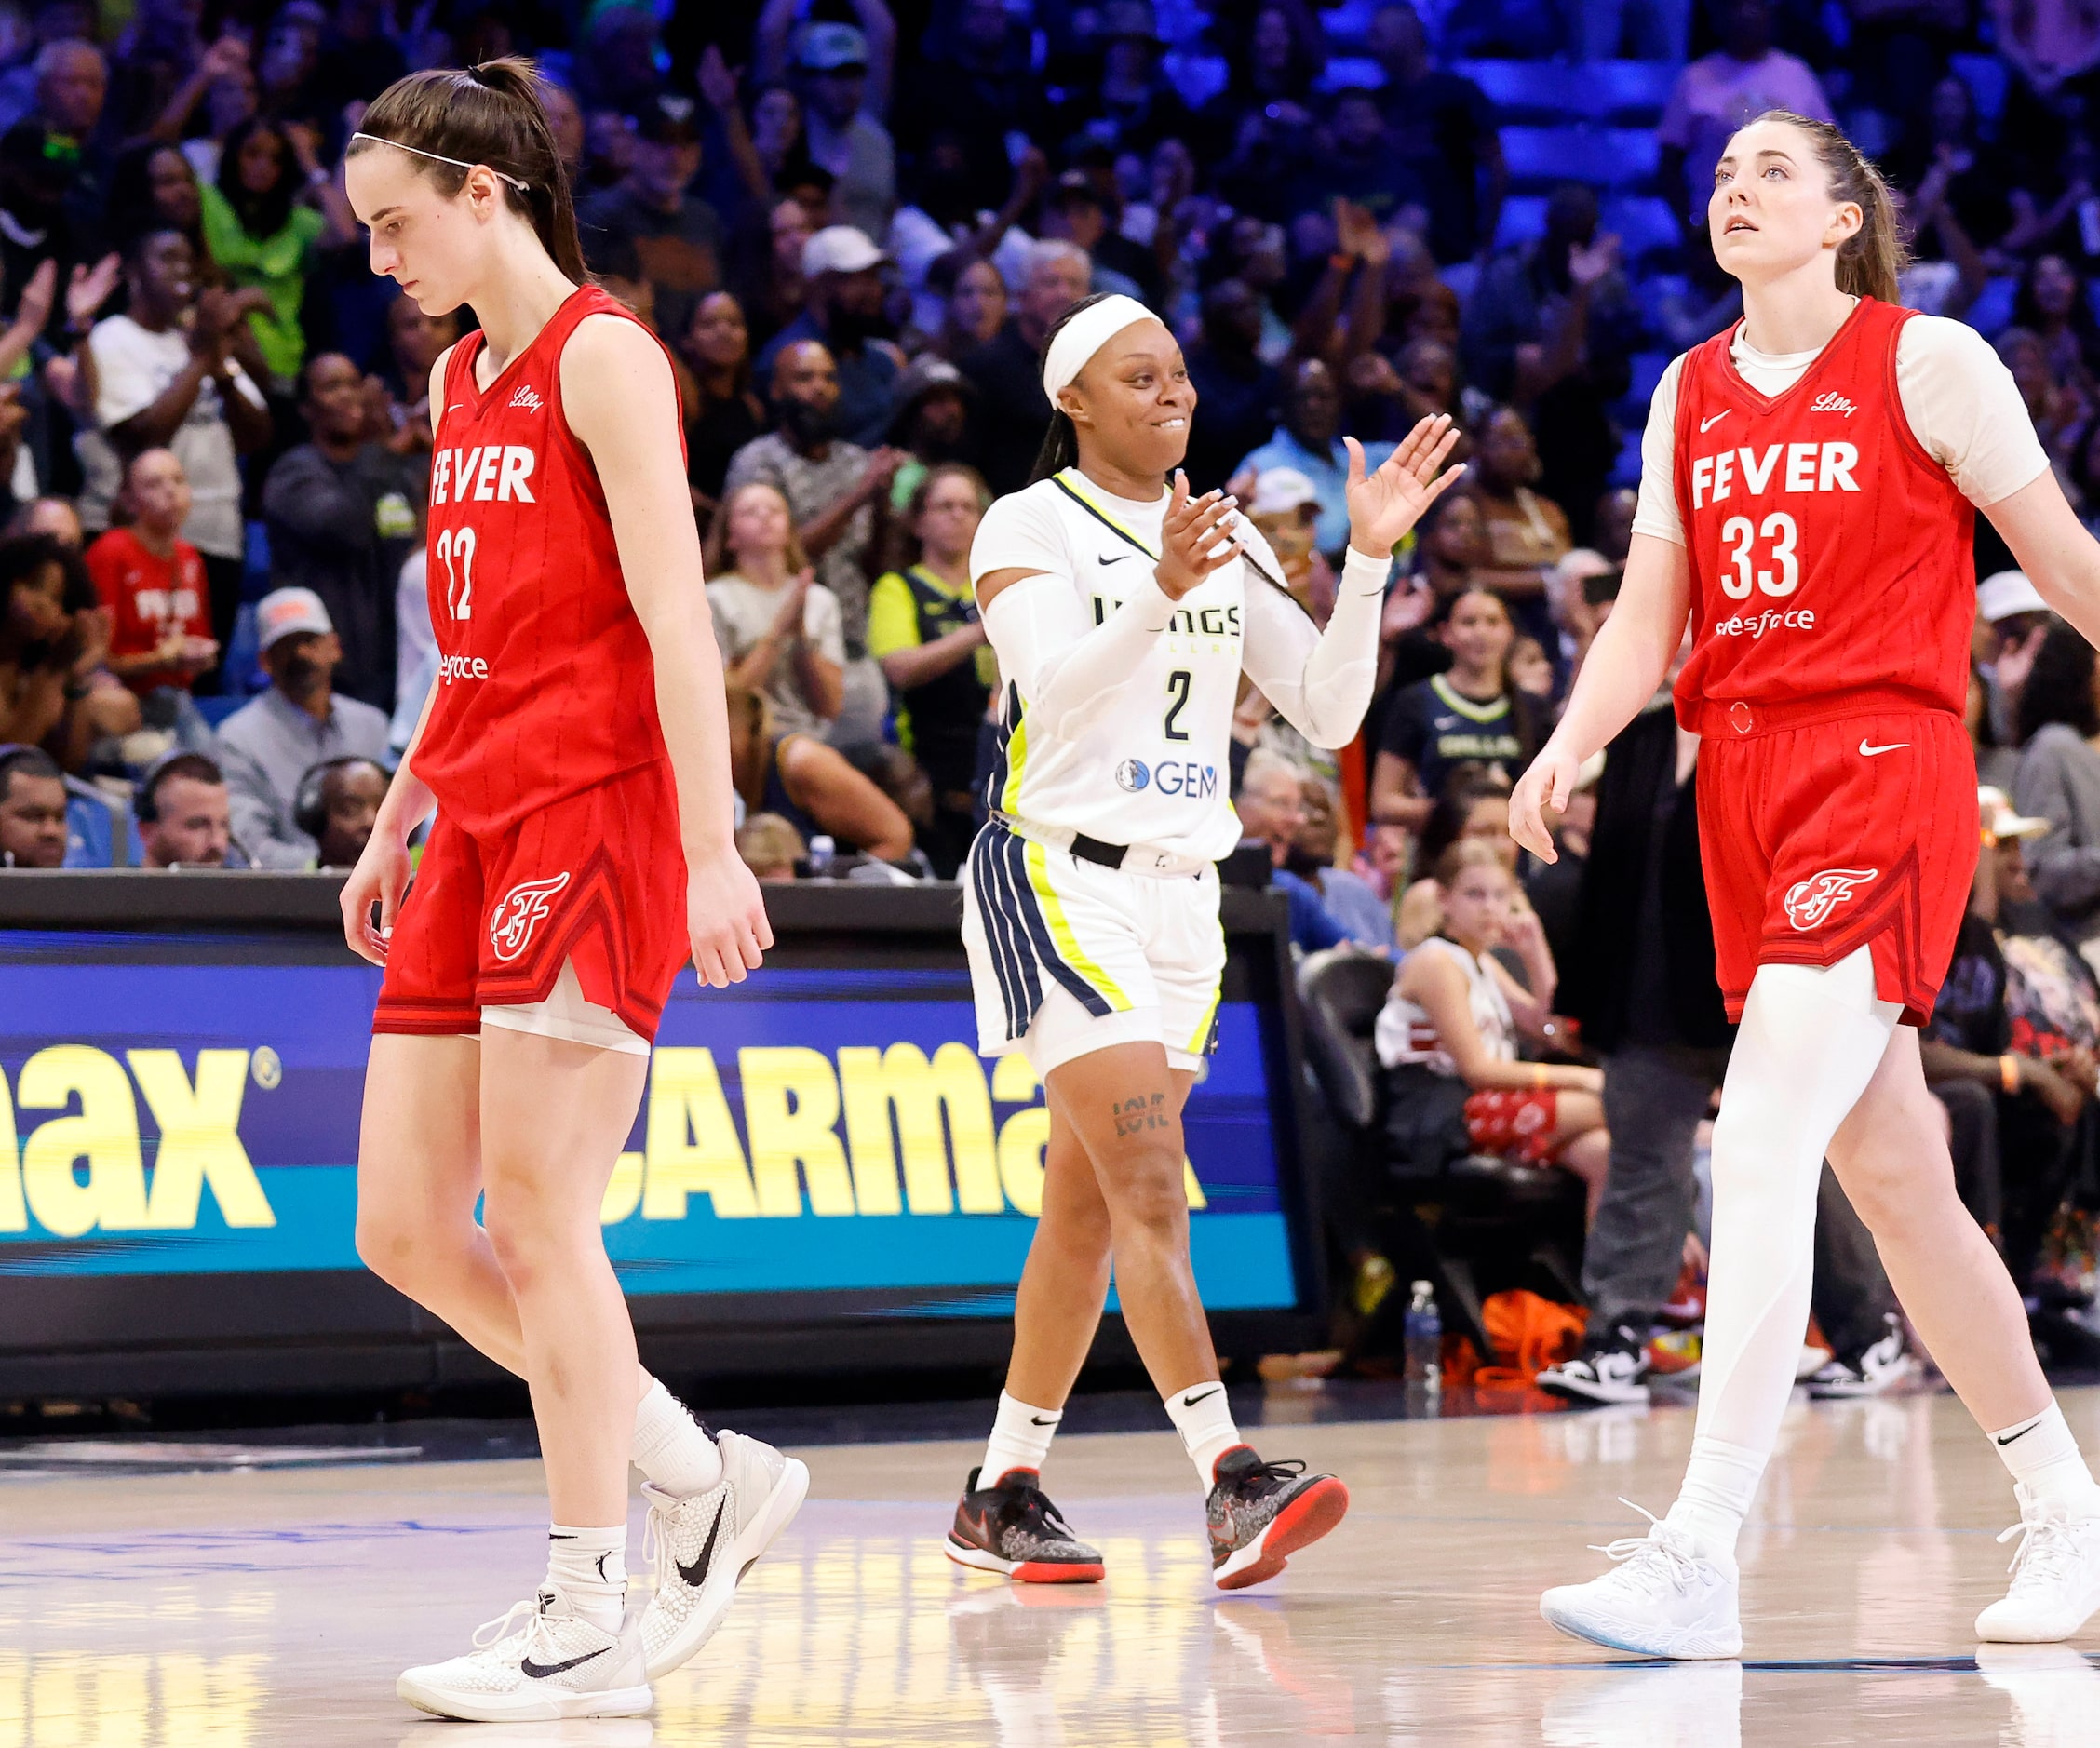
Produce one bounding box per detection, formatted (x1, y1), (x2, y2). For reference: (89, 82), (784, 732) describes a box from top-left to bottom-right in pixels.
(436, 525), (478, 620)
(1718, 511), (1798, 599)
(1164, 669), (1191, 741)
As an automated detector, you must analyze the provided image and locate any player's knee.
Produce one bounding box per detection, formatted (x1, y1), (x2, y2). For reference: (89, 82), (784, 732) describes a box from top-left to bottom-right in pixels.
(356, 1206), (438, 1292)
(1100, 1145), (1189, 1237)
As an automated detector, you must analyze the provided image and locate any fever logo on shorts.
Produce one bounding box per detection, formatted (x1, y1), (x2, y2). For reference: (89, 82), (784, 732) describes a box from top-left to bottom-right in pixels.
(1114, 759), (1151, 792)
(489, 871), (572, 962)
(1784, 867), (1878, 931)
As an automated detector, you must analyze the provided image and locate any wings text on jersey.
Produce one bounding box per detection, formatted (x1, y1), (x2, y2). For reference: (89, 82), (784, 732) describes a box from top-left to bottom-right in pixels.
(431, 444), (539, 506)
(1689, 442), (1858, 508)
(1089, 598), (1245, 635)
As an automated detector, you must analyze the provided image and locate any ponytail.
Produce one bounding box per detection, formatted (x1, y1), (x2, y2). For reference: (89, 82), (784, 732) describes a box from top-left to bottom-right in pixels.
(1749, 109), (1906, 304)
(1027, 291), (1118, 485)
(349, 57), (588, 284)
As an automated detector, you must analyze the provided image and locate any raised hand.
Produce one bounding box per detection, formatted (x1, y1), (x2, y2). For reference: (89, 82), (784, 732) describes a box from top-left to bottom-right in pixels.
(1343, 415), (1464, 558)
(697, 44), (740, 111)
(1155, 470), (1243, 600)
(65, 252), (121, 329)
(11, 259), (56, 336)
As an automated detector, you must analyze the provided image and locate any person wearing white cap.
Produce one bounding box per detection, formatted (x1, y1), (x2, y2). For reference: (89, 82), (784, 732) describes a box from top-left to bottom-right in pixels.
(752, 224), (903, 447)
(1976, 568), (2053, 754)
(946, 289), (1463, 1593)
(212, 585), (393, 868)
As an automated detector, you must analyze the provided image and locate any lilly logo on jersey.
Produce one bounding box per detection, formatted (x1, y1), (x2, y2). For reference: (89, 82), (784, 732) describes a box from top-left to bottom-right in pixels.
(1783, 867), (1878, 931)
(1809, 392), (1856, 417)
(490, 872), (572, 962)
(507, 383), (545, 413)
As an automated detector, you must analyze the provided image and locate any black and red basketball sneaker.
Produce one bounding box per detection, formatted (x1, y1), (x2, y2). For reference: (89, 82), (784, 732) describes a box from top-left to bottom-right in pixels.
(945, 1466), (1106, 1583)
(1206, 1445), (1350, 1589)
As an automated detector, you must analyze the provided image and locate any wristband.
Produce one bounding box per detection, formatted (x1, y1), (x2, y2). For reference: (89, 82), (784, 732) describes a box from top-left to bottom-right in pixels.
(2001, 1054), (2022, 1095)
(1531, 1064), (1548, 1091)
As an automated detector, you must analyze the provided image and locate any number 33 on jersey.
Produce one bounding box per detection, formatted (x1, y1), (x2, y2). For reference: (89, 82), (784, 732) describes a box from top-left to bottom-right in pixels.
(1670, 298), (1977, 736)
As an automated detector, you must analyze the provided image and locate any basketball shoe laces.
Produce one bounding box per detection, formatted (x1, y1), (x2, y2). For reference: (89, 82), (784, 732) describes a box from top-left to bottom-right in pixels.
(467, 1595), (571, 1667)
(1222, 1456), (1309, 1499)
(1998, 1500), (2086, 1595)
(1590, 1500), (1706, 1597)
(996, 1474), (1080, 1544)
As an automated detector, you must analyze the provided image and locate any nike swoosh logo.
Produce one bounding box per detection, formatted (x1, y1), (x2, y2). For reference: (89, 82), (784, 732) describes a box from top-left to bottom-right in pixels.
(1997, 1423), (2039, 1445)
(677, 1498), (726, 1589)
(1181, 1386), (1223, 1408)
(1700, 410), (1730, 432)
(1098, 553), (1133, 565)
(1030, 1414), (1058, 1426)
(1859, 740), (1909, 757)
(520, 1646), (607, 1679)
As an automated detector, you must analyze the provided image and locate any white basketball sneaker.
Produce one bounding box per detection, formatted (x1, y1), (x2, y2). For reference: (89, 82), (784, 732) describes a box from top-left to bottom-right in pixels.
(1975, 1485), (2100, 1643)
(1540, 1503), (1743, 1659)
(397, 1589), (651, 1722)
(639, 1427), (810, 1679)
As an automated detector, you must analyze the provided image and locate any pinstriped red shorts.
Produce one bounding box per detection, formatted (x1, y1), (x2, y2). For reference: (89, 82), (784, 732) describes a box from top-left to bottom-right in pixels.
(1696, 707), (1977, 1028)
(372, 760), (690, 1042)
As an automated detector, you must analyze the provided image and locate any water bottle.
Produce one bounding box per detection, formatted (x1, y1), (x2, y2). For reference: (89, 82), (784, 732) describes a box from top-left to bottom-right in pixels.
(1403, 1280), (1442, 1394)
(807, 834), (836, 878)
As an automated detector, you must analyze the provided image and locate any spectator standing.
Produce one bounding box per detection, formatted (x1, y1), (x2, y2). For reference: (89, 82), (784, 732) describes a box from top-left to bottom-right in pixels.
(756, 225), (904, 448)
(578, 98), (723, 346)
(1183, 279), (1281, 494)
(153, 32), (254, 188)
(1235, 360), (1394, 558)
(0, 742), (64, 866)
(2014, 620), (2100, 972)
(769, 14), (897, 245)
(929, 255), (1010, 361)
(704, 480), (846, 742)
(679, 290), (768, 525)
(77, 227), (272, 667)
(1372, 586), (1538, 829)
(1979, 569), (2051, 766)
(85, 447), (216, 709)
(108, 139), (206, 259)
(262, 352), (424, 715)
(868, 462), (992, 877)
(1366, 3), (1506, 265)
(1046, 0), (1199, 159)
(136, 749), (238, 867)
(892, 0), (1044, 216)
(1462, 409), (1574, 627)
(955, 240), (1093, 494)
(197, 116), (349, 391)
(213, 586), (388, 869)
(723, 338), (901, 656)
(1656, 0), (1834, 233)
(376, 293), (457, 441)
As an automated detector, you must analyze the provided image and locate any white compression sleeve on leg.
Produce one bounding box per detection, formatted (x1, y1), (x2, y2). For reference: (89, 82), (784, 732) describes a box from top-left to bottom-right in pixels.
(981, 570), (1174, 741)
(1668, 947), (1899, 1558)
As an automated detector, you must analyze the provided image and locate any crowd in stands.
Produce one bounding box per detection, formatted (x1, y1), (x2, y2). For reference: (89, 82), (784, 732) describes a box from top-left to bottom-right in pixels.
(9, 0), (2100, 1365)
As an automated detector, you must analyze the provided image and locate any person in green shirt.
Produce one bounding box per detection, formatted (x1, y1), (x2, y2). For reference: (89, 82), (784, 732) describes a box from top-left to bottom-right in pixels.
(198, 117), (355, 389)
(866, 462), (994, 877)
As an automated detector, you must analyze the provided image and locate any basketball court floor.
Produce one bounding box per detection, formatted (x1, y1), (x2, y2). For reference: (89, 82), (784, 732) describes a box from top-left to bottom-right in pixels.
(5, 1382), (2099, 1745)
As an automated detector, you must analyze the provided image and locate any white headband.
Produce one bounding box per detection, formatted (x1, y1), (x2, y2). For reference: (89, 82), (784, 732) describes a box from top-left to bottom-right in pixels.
(1041, 294), (1158, 399)
(350, 131), (530, 193)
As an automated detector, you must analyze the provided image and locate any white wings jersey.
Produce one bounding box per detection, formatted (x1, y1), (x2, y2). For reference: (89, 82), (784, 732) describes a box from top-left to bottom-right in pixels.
(972, 468), (1292, 862)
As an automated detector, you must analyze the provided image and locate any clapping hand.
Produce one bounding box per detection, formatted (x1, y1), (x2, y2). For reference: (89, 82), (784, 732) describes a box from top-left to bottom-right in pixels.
(1342, 414), (1464, 558)
(66, 253), (121, 329)
(1155, 470), (1243, 600)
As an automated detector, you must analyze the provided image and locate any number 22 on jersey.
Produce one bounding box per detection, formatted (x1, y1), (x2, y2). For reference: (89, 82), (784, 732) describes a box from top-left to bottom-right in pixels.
(436, 525), (478, 621)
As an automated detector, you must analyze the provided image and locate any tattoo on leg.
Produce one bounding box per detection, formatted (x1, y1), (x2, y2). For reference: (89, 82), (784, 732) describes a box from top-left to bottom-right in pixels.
(1111, 1091), (1172, 1138)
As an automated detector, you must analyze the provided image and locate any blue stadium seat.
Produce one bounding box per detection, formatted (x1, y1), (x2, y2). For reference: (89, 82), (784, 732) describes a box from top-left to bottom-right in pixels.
(1626, 349), (1673, 407)
(243, 519), (271, 602)
(1501, 126), (1659, 189)
(1601, 194), (1681, 262)
(1949, 53), (2009, 130)
(1492, 195), (1548, 249)
(195, 693), (249, 729)
(1314, 56), (1381, 93)
(1586, 60), (1677, 121)
(1611, 427), (1644, 487)
(1162, 50), (1230, 109)
(1454, 60), (1590, 122)
(1966, 276), (2016, 337)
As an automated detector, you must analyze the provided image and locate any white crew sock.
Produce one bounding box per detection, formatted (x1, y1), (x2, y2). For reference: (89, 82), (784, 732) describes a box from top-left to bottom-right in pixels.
(1164, 1379), (1242, 1489)
(632, 1377), (724, 1498)
(545, 1523), (627, 1633)
(1670, 948), (1896, 1561)
(981, 1390), (1062, 1486)
(1991, 1402), (2100, 1513)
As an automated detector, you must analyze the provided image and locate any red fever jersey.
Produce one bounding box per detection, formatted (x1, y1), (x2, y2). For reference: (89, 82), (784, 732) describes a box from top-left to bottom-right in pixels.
(1668, 298), (1984, 1025)
(373, 286), (694, 1041)
(413, 284), (678, 836)
(85, 527), (210, 694)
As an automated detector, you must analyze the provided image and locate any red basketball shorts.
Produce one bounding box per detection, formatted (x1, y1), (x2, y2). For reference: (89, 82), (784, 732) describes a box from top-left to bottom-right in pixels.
(372, 760), (691, 1043)
(1697, 706), (1977, 1028)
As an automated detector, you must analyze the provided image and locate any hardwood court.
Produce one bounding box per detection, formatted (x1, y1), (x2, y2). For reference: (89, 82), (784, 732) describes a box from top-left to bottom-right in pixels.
(5, 1386), (2100, 1744)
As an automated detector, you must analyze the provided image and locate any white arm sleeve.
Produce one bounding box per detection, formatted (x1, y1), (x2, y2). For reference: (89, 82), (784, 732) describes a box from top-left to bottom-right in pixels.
(1240, 546), (1388, 750)
(981, 569), (1176, 740)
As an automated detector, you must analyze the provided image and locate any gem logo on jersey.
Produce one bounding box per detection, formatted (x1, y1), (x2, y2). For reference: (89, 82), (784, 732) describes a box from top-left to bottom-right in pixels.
(489, 872), (572, 961)
(1114, 759), (1151, 792)
(1784, 867), (1878, 931)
